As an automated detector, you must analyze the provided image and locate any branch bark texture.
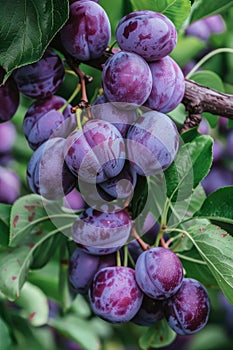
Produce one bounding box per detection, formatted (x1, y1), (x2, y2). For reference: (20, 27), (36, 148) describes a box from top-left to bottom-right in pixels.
(183, 79), (233, 120)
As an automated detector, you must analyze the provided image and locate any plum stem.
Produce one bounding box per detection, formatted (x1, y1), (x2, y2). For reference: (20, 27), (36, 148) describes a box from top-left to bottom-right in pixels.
(160, 236), (175, 249)
(76, 109), (83, 130)
(116, 250), (122, 267)
(123, 245), (128, 267)
(108, 41), (118, 53)
(131, 226), (150, 251)
(65, 56), (92, 110)
(58, 82), (81, 114)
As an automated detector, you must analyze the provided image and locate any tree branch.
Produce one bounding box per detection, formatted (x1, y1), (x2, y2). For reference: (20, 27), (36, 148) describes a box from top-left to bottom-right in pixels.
(183, 79), (233, 120)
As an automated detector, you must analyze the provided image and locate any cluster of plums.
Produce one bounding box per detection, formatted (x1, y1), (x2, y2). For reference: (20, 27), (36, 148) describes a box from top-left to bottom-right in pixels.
(69, 244), (210, 335)
(0, 0), (211, 340)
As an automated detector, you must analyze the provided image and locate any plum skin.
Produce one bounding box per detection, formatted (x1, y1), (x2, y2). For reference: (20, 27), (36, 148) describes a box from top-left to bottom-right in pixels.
(116, 10), (177, 62)
(71, 207), (132, 255)
(27, 137), (77, 200)
(69, 247), (116, 294)
(144, 56), (185, 113)
(0, 121), (16, 153)
(102, 51), (152, 108)
(13, 49), (65, 99)
(91, 98), (137, 136)
(0, 68), (19, 122)
(89, 266), (143, 323)
(135, 247), (184, 299)
(131, 294), (164, 326)
(60, 1), (111, 61)
(0, 167), (20, 204)
(64, 119), (126, 184)
(164, 278), (210, 335)
(23, 95), (76, 150)
(126, 111), (179, 176)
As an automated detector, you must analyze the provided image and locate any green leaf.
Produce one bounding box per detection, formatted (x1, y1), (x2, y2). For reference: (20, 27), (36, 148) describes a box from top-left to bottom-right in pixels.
(171, 36), (206, 67)
(9, 194), (76, 247)
(131, 174), (167, 233)
(88, 317), (113, 340)
(195, 186), (233, 224)
(3, 195), (64, 297)
(129, 175), (148, 220)
(0, 0), (69, 80)
(49, 315), (100, 350)
(190, 0), (233, 23)
(0, 245), (32, 300)
(133, 175), (149, 216)
(185, 184), (206, 218)
(191, 70), (225, 92)
(70, 294), (92, 319)
(165, 135), (213, 201)
(0, 204), (11, 247)
(0, 223), (68, 300)
(30, 234), (61, 269)
(15, 282), (49, 326)
(185, 223), (233, 304)
(187, 324), (232, 350)
(101, 0), (127, 42)
(10, 315), (56, 350)
(228, 119), (233, 128)
(147, 175), (167, 221)
(139, 319), (176, 349)
(180, 127), (201, 143)
(0, 317), (12, 350)
(168, 103), (186, 126)
(178, 247), (218, 287)
(130, 0), (191, 30)
(9, 194), (52, 247)
(28, 260), (60, 302)
(169, 184), (207, 230)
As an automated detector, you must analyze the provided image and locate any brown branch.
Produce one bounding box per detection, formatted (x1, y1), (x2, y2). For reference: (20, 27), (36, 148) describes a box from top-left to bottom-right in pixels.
(182, 79), (233, 121)
(181, 113), (202, 132)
